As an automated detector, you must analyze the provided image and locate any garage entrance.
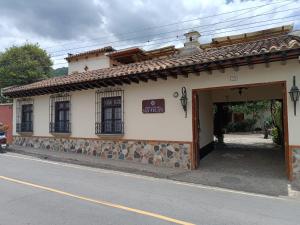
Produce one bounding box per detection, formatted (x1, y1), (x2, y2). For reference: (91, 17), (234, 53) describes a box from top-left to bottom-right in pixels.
(192, 81), (291, 180)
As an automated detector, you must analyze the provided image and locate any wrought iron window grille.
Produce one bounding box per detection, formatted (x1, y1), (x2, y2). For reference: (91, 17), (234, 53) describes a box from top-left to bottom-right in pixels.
(95, 89), (124, 135)
(49, 93), (71, 133)
(16, 98), (34, 133)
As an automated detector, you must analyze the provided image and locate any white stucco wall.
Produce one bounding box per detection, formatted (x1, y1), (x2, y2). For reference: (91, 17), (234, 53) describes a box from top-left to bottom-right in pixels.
(68, 55), (111, 74)
(13, 59), (300, 145)
(198, 91), (214, 148)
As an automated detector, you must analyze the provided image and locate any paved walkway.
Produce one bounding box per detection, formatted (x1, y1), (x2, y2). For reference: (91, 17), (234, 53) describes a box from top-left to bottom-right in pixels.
(223, 133), (276, 148)
(6, 143), (300, 197)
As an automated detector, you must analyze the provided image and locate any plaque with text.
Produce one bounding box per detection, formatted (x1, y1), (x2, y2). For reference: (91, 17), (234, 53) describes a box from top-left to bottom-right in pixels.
(142, 99), (165, 113)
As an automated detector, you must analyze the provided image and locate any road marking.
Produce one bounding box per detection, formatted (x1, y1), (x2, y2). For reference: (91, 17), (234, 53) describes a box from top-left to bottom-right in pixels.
(1, 153), (294, 201)
(0, 175), (195, 225)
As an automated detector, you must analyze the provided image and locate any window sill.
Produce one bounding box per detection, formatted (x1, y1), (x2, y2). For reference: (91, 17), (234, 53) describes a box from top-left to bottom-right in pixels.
(17, 132), (33, 136)
(96, 133), (124, 137)
(50, 132), (71, 137)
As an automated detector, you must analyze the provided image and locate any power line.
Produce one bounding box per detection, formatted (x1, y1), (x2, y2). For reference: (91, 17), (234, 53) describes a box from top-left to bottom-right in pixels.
(52, 17), (299, 66)
(228, 0), (289, 28)
(44, 0), (293, 50)
(48, 5), (299, 56)
(52, 17), (299, 64)
(50, 14), (300, 61)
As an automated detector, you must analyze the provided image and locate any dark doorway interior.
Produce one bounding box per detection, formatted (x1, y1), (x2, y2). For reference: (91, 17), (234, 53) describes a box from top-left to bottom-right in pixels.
(196, 84), (287, 180)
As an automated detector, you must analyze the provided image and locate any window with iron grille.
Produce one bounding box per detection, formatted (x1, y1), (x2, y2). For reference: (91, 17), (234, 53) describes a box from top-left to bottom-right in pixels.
(16, 98), (34, 133)
(49, 93), (71, 133)
(95, 90), (124, 134)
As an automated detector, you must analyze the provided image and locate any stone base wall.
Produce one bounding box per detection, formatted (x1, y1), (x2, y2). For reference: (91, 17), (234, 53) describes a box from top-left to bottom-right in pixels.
(292, 147), (300, 181)
(13, 136), (191, 169)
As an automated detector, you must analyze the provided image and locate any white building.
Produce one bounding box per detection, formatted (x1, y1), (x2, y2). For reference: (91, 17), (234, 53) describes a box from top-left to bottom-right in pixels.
(3, 25), (300, 181)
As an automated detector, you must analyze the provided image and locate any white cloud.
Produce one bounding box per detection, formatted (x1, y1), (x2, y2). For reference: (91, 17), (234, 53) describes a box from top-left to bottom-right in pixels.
(0, 0), (299, 68)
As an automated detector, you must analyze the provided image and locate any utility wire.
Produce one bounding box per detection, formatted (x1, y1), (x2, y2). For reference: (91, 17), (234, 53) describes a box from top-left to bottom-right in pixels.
(52, 16), (299, 66)
(48, 5), (299, 56)
(45, 0), (293, 49)
(44, 0), (294, 50)
(50, 14), (300, 61)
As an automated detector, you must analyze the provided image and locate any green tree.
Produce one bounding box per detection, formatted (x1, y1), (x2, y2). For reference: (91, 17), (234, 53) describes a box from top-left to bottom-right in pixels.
(270, 100), (283, 145)
(0, 43), (53, 89)
(51, 67), (68, 77)
(230, 101), (270, 121)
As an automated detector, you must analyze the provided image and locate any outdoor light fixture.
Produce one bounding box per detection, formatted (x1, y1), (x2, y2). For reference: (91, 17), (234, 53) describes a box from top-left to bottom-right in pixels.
(180, 87), (188, 118)
(289, 76), (300, 116)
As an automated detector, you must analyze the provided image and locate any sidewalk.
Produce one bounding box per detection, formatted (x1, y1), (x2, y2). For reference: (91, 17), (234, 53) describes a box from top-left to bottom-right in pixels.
(8, 145), (187, 178)
(7, 145), (300, 198)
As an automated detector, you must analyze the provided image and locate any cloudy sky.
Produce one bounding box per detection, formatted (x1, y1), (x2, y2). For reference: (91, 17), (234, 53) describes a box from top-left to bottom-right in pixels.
(0, 0), (299, 68)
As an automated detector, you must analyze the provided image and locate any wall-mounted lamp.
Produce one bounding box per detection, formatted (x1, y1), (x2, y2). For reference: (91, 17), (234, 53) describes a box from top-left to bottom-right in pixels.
(180, 87), (188, 118)
(289, 76), (300, 116)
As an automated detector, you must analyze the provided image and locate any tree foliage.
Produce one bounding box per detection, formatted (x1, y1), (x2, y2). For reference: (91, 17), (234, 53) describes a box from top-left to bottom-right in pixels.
(270, 100), (283, 145)
(0, 43), (53, 88)
(230, 101), (270, 120)
(51, 67), (68, 77)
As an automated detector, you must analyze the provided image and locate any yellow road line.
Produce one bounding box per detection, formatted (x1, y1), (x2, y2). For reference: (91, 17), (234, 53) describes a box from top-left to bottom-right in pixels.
(2, 153), (292, 201)
(0, 175), (195, 225)
(2, 153), (291, 201)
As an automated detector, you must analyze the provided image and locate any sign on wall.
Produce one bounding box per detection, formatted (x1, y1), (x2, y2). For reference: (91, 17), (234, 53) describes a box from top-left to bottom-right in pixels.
(142, 99), (165, 113)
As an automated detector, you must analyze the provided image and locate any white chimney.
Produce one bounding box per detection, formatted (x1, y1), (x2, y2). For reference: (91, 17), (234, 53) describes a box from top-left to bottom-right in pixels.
(179, 31), (201, 56)
(184, 31), (201, 48)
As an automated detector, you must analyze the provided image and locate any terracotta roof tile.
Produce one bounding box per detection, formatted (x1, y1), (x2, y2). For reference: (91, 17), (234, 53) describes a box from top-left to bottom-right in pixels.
(3, 34), (300, 96)
(65, 46), (115, 60)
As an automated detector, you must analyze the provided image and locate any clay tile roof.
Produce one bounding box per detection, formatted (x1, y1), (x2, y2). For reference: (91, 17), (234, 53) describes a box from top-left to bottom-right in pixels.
(65, 46), (115, 60)
(3, 34), (300, 97)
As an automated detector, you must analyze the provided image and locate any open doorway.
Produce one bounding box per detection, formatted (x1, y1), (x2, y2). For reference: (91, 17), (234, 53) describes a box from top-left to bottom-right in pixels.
(192, 82), (291, 180)
(214, 100), (283, 148)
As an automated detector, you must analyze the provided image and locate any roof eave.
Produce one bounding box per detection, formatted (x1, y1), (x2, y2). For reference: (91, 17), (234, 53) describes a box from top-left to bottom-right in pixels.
(4, 48), (300, 98)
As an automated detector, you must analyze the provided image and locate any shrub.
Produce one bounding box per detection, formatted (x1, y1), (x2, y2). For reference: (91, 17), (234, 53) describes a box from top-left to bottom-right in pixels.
(271, 127), (282, 145)
(226, 119), (256, 132)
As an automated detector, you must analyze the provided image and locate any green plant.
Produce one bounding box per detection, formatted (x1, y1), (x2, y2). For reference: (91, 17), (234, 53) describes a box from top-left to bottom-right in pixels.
(271, 127), (282, 145)
(230, 101), (270, 121)
(226, 118), (256, 132)
(270, 101), (283, 145)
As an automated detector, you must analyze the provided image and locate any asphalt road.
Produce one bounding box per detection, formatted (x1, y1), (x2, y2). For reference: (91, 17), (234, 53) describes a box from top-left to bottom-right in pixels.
(0, 152), (300, 225)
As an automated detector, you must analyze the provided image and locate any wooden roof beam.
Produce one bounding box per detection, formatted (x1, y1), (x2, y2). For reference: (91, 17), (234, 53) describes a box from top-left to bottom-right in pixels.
(280, 51), (287, 65)
(111, 79), (123, 86)
(156, 71), (168, 80)
(121, 78), (131, 84)
(214, 62), (225, 73)
(202, 64), (212, 75)
(264, 54), (270, 67)
(94, 81), (107, 88)
(170, 69), (180, 79)
(138, 75), (148, 83)
(103, 80), (115, 86)
(230, 59), (239, 71)
(246, 56), (254, 69)
(193, 65), (201, 76)
(128, 76), (139, 84)
(147, 73), (158, 81)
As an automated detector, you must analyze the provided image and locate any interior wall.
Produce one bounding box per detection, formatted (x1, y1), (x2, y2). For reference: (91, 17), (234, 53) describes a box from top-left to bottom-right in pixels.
(212, 84), (283, 103)
(198, 91), (214, 148)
